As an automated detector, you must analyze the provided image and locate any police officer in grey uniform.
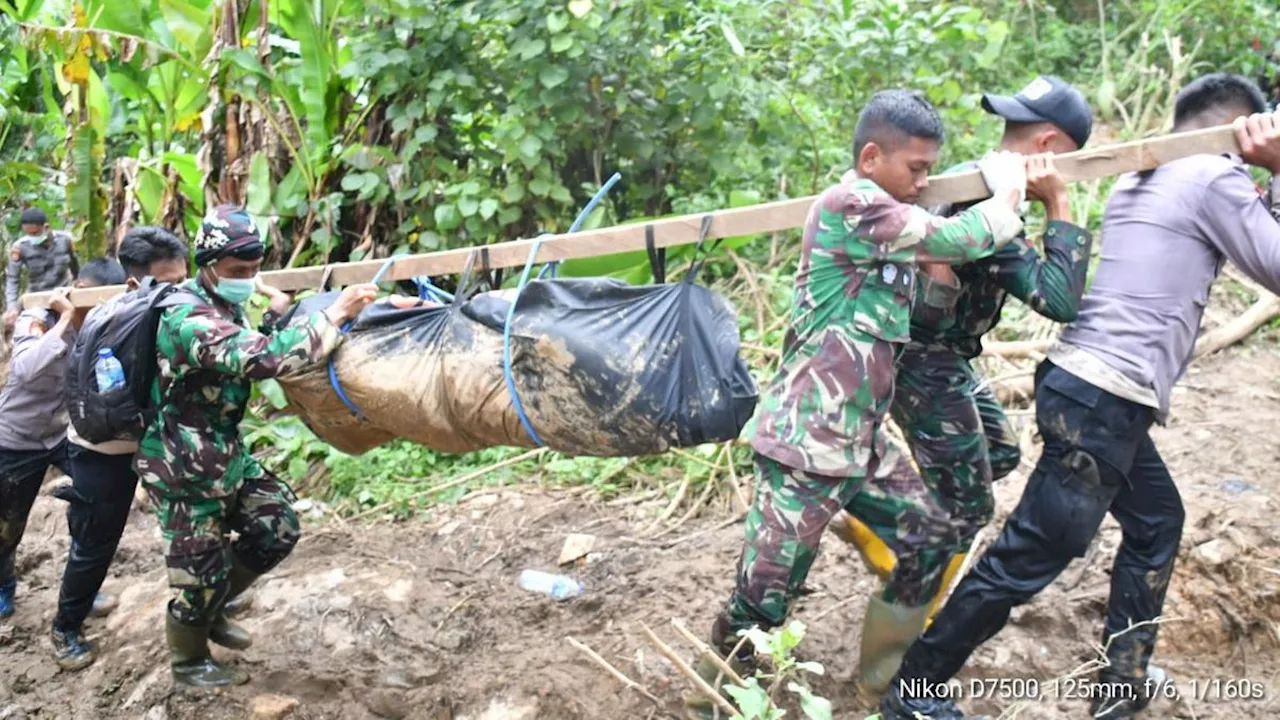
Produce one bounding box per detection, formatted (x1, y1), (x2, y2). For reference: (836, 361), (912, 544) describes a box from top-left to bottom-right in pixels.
(5, 208), (80, 328)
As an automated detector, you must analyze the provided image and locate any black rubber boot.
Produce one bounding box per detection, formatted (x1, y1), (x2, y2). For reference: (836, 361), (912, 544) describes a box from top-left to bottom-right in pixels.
(51, 628), (98, 671)
(1088, 621), (1169, 719)
(210, 559), (258, 650)
(166, 614), (249, 687)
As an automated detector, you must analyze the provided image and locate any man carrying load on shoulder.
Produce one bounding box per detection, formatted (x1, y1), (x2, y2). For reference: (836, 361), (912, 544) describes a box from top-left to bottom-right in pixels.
(685, 89), (1032, 718)
(879, 74), (1280, 720)
(832, 76), (1095, 646)
(0, 259), (126, 621)
(136, 205), (378, 687)
(50, 227), (195, 670)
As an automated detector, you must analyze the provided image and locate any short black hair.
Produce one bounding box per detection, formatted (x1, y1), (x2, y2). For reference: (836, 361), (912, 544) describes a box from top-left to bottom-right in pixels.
(118, 226), (190, 279)
(78, 257), (128, 287)
(1174, 73), (1268, 126)
(853, 89), (946, 161)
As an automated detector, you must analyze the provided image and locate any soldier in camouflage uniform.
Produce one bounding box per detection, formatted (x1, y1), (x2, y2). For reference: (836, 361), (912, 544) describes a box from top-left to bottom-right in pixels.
(136, 205), (377, 687)
(4, 207), (80, 327)
(687, 90), (1031, 718)
(832, 77), (1095, 627)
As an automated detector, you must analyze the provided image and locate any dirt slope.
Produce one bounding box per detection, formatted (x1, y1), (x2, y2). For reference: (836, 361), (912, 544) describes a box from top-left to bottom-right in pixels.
(1, 347), (1278, 720)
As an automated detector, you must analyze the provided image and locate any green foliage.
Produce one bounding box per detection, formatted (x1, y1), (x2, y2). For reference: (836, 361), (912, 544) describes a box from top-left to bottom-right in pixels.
(724, 622), (832, 720)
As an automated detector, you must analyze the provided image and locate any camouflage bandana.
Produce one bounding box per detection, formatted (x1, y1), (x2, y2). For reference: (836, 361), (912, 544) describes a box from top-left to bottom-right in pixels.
(194, 204), (265, 267)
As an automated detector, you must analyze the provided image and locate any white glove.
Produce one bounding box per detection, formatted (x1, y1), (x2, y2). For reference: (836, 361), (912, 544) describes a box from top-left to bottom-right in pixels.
(977, 150), (1027, 206)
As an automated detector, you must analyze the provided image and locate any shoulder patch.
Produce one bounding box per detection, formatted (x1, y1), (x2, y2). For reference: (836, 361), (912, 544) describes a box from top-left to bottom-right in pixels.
(9, 246), (21, 262)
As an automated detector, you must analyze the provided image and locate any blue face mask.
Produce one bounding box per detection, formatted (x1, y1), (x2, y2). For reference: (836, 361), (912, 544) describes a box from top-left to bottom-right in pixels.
(212, 274), (257, 305)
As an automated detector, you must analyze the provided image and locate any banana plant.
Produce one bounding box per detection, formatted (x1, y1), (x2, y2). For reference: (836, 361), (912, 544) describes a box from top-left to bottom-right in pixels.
(220, 0), (362, 267)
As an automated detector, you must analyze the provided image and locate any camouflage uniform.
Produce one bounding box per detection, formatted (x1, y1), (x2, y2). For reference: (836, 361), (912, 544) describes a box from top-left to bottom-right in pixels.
(869, 163), (1093, 553)
(5, 231), (78, 312)
(135, 280), (339, 625)
(719, 170), (1023, 642)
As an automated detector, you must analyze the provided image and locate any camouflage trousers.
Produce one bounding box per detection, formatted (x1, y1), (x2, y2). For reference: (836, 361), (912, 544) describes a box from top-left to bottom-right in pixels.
(723, 452), (954, 639)
(873, 347), (1021, 553)
(146, 466), (299, 625)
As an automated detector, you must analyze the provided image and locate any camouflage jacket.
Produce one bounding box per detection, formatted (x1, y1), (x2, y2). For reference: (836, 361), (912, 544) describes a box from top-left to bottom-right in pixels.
(134, 280), (340, 500)
(5, 231), (79, 311)
(905, 163), (1094, 359)
(749, 171), (1024, 477)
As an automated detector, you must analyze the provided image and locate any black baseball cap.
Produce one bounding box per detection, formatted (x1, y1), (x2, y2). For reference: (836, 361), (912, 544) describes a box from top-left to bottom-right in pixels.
(20, 207), (47, 225)
(981, 76), (1093, 149)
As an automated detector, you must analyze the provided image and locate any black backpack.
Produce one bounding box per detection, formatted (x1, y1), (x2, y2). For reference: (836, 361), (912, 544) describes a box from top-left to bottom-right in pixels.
(66, 279), (203, 444)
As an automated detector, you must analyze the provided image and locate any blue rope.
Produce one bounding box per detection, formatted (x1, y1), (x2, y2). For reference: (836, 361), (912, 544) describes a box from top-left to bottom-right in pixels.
(502, 172), (622, 446)
(329, 257), (397, 418)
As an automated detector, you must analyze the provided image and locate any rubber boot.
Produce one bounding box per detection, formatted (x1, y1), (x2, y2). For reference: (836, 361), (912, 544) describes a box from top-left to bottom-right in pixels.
(89, 591), (118, 618)
(1089, 624), (1166, 718)
(924, 553), (966, 629)
(166, 614), (249, 687)
(855, 594), (931, 706)
(51, 627), (98, 671)
(0, 579), (14, 619)
(210, 559), (257, 650)
(832, 511), (896, 580)
(683, 615), (758, 720)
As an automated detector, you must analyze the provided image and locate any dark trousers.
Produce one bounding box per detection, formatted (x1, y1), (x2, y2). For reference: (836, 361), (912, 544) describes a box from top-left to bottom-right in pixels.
(0, 440), (71, 586)
(52, 446), (139, 632)
(899, 360), (1184, 687)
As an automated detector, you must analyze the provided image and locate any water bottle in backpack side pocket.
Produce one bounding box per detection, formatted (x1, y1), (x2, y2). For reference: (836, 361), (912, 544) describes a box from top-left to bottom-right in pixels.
(95, 348), (126, 392)
(518, 569), (584, 601)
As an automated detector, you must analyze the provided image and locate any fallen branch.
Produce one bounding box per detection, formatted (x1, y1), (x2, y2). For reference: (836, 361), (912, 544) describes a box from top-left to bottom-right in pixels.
(566, 636), (664, 707)
(1193, 292), (1280, 358)
(995, 376), (1036, 405)
(670, 619), (748, 688)
(982, 339), (1050, 359)
(642, 623), (739, 717)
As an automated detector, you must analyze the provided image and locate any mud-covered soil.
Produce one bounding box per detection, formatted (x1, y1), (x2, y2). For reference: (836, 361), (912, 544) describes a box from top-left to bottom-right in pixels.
(1, 346), (1278, 720)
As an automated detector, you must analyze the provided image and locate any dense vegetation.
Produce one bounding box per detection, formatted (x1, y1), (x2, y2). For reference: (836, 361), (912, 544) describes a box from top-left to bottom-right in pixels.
(2, 0), (1276, 516)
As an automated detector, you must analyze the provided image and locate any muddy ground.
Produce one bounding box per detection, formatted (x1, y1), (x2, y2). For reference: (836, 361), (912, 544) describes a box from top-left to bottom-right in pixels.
(1, 343), (1278, 720)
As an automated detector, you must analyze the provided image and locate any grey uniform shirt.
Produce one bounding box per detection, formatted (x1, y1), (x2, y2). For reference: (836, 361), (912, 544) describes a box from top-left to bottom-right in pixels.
(0, 308), (74, 450)
(6, 231), (78, 311)
(1050, 155), (1280, 422)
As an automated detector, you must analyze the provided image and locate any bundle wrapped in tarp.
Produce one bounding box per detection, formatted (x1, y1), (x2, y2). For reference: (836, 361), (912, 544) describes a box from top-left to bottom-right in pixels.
(274, 253), (759, 458)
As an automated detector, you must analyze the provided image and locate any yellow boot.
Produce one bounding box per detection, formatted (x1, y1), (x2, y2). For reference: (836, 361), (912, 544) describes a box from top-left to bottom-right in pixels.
(830, 511), (896, 580)
(924, 553), (967, 629)
(854, 593), (931, 707)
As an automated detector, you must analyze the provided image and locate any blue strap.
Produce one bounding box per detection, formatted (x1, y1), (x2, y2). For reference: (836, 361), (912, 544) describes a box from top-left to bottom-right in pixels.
(502, 172), (622, 446)
(328, 257), (397, 418)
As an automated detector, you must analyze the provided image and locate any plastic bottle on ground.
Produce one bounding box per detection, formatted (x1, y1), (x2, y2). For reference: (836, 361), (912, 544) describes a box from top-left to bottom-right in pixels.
(518, 569), (584, 601)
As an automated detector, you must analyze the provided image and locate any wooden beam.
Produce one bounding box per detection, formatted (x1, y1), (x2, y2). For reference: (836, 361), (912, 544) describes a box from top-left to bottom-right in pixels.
(25, 122), (1243, 309)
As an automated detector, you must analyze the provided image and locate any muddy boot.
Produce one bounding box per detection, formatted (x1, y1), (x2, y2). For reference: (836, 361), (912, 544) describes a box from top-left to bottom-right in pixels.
(855, 594), (931, 706)
(51, 627), (98, 671)
(683, 615), (758, 720)
(832, 511), (896, 580)
(924, 553), (966, 629)
(1089, 625), (1166, 718)
(210, 559), (258, 650)
(89, 591), (118, 618)
(166, 614), (249, 687)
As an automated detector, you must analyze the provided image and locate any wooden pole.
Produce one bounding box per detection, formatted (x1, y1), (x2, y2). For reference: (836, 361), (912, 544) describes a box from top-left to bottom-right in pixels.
(26, 122), (1243, 309)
